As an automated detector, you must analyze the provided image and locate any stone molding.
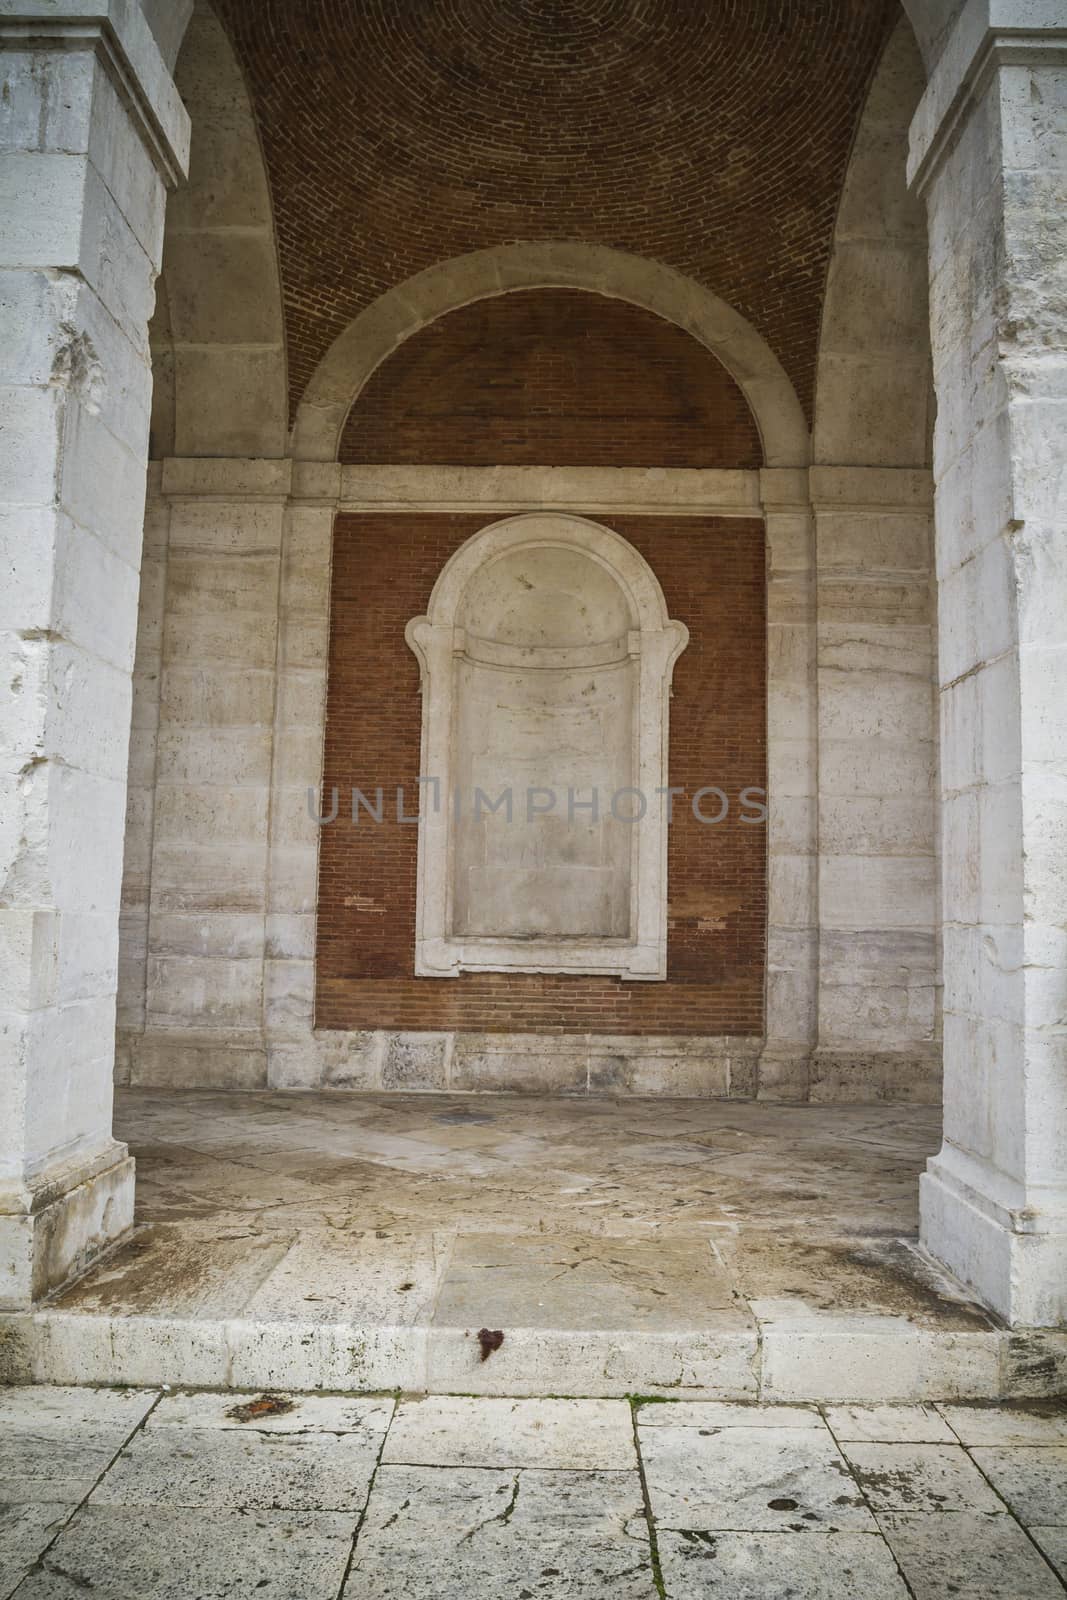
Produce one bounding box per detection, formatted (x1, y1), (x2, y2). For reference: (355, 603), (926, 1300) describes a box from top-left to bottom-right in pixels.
(908, 0), (1067, 189)
(289, 243), (811, 470)
(405, 513), (688, 980)
(0, 0), (191, 184)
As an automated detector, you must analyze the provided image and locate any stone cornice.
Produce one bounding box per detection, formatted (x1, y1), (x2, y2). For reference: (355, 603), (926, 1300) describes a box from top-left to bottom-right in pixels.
(908, 0), (1067, 191)
(0, 0), (191, 184)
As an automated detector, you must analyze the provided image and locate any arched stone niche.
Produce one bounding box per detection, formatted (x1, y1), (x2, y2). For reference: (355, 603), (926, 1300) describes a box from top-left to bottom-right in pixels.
(405, 514), (688, 980)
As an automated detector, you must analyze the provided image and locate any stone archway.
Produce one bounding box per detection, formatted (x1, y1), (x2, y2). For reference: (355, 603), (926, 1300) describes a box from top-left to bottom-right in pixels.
(291, 243), (810, 468)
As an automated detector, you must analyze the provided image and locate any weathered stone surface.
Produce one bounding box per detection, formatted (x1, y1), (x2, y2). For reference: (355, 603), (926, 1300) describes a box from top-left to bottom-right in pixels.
(939, 1404), (1067, 1447)
(840, 1442), (1005, 1515)
(382, 1397), (636, 1470)
(0, 1386), (157, 1503)
(658, 1530), (909, 1598)
(13, 1506), (355, 1600)
(968, 1448), (1067, 1526)
(879, 1513), (1067, 1600)
(344, 1466), (656, 1599)
(0, 1503), (76, 1596)
(640, 1424), (873, 1532)
(823, 1404), (956, 1443)
(90, 1424), (383, 1512)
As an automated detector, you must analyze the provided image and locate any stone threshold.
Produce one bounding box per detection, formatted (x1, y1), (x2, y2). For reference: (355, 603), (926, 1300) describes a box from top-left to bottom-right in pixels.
(1, 1294), (1064, 1402)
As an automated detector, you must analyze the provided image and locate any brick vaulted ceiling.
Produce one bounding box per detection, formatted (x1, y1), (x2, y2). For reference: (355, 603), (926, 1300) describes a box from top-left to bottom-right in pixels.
(212, 0), (901, 424)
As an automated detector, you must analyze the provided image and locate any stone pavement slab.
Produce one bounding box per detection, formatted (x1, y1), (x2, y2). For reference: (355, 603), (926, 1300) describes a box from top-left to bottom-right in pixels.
(1034, 1528), (1067, 1585)
(90, 1423), (384, 1512)
(343, 1465), (656, 1599)
(840, 1442), (1005, 1514)
(639, 1423), (873, 1532)
(10, 1505), (355, 1599)
(0, 1505), (77, 1599)
(637, 1401), (823, 1429)
(382, 1395), (636, 1469)
(940, 1403), (1067, 1447)
(146, 1388), (394, 1435)
(657, 1529), (909, 1598)
(823, 1403), (956, 1442)
(969, 1447), (1067, 1525)
(0, 1386), (157, 1505)
(878, 1512), (1067, 1600)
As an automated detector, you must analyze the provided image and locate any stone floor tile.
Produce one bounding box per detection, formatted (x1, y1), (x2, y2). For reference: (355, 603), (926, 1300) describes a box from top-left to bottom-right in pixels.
(0, 1388), (159, 1506)
(344, 1465), (656, 1598)
(968, 1447), (1067, 1525)
(878, 1512), (1067, 1599)
(382, 1395), (636, 1469)
(657, 1529), (909, 1598)
(0, 1387), (157, 1433)
(637, 1401), (824, 1429)
(841, 1443), (1006, 1514)
(50, 1229), (292, 1319)
(0, 1503), (77, 1597)
(1031, 1527), (1067, 1584)
(146, 1389), (394, 1435)
(639, 1424), (874, 1531)
(240, 1229), (444, 1325)
(432, 1232), (735, 1331)
(89, 1425), (382, 1512)
(824, 1404), (956, 1443)
(10, 1504), (355, 1599)
(939, 1403), (1067, 1447)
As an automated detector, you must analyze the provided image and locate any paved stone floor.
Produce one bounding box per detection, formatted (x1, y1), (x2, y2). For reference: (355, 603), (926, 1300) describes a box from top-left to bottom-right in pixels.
(2, 1387), (1066, 1597)
(4, 1090), (1064, 1399)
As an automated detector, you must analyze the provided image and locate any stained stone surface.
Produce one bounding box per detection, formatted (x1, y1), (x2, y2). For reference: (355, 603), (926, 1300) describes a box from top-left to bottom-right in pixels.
(823, 1404), (956, 1443)
(432, 1231), (740, 1330)
(90, 1423), (386, 1513)
(968, 1448), (1067, 1526)
(2, 1388), (1066, 1599)
(0, 1387), (157, 1505)
(10, 1091), (1063, 1404)
(343, 1465), (656, 1599)
(381, 1396), (637, 1469)
(878, 1513), (1067, 1600)
(840, 1443), (1006, 1515)
(0, 1505), (77, 1598)
(940, 1405), (1067, 1448)
(657, 1529), (910, 1598)
(639, 1423), (874, 1532)
(11, 1506), (356, 1599)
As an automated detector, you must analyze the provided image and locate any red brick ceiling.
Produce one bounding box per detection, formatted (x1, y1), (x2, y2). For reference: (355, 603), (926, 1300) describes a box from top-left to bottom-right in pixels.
(213, 0), (900, 424)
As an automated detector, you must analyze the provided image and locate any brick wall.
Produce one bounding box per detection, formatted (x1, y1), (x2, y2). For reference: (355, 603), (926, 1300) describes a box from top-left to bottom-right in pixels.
(213, 0), (898, 422)
(316, 512), (767, 1035)
(340, 290), (763, 468)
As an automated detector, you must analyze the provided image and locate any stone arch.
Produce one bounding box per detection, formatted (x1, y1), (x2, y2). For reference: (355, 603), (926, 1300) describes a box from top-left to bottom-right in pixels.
(896, 0), (962, 71)
(292, 244), (810, 468)
(814, 18), (932, 466)
(148, 0), (287, 459)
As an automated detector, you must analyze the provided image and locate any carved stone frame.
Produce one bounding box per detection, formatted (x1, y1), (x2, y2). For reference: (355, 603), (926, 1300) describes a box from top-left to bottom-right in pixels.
(405, 512), (688, 980)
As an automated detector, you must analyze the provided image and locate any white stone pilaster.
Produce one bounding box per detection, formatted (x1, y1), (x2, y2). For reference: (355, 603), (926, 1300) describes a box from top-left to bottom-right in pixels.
(0, 1), (188, 1305)
(910, 0), (1067, 1324)
(810, 467), (941, 1104)
(759, 469), (819, 1099)
(127, 458), (291, 1090)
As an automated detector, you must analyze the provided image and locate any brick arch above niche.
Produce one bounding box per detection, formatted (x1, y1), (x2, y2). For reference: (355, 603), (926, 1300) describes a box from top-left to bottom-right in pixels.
(339, 289), (764, 469)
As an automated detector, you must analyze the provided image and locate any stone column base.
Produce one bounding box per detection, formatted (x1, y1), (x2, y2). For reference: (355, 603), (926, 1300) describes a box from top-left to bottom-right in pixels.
(0, 1146), (135, 1311)
(921, 1155), (1067, 1329)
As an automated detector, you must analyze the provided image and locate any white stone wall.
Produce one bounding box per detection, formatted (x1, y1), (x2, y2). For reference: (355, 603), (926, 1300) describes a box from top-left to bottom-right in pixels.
(910, 4), (1067, 1324)
(0, 2), (188, 1304)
